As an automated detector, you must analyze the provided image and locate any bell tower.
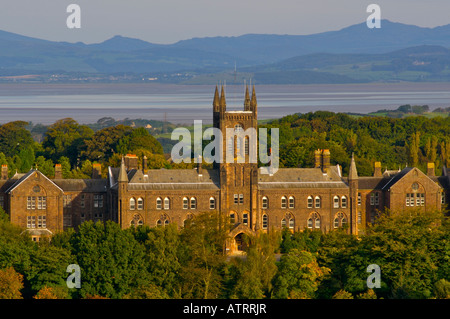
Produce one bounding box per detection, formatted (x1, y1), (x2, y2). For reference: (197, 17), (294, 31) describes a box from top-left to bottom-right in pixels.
(214, 84), (259, 231)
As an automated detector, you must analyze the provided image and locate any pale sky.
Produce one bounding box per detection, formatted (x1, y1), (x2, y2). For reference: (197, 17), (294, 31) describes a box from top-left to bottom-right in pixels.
(1, 0), (450, 44)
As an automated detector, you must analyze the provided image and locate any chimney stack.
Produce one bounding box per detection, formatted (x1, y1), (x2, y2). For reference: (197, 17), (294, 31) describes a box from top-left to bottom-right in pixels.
(314, 149), (322, 168)
(142, 156), (148, 174)
(322, 149), (330, 173)
(373, 161), (382, 177)
(54, 164), (62, 179)
(427, 162), (435, 177)
(124, 154), (138, 170)
(92, 163), (102, 179)
(1, 165), (8, 180)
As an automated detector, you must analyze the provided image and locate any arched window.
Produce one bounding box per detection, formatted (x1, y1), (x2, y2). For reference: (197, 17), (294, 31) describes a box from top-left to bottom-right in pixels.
(209, 197), (216, 209)
(164, 220), (169, 226)
(315, 196), (321, 208)
(307, 212), (320, 229)
(333, 196), (340, 208)
(262, 214), (268, 229)
(190, 197), (196, 209)
(334, 212), (347, 228)
(129, 198), (136, 210)
(164, 197), (170, 210)
(157, 220), (162, 226)
(230, 213), (236, 224)
(281, 196), (287, 209)
(183, 197), (189, 209)
(307, 196), (313, 208)
(289, 196), (295, 209)
(289, 218), (295, 229)
(156, 197), (162, 210)
(137, 198), (144, 210)
(130, 214), (143, 226)
(262, 196), (268, 209)
(341, 196), (347, 208)
(184, 213), (194, 227)
(281, 218), (287, 228)
(243, 213), (248, 225)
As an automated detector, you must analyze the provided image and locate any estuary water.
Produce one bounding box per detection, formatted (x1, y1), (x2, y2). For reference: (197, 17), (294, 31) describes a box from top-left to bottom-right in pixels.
(0, 82), (449, 125)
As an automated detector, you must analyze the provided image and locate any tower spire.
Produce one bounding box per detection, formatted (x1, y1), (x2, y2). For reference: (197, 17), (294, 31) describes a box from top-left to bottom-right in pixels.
(220, 84), (226, 111)
(244, 84), (250, 111)
(349, 153), (358, 180)
(213, 85), (220, 112)
(250, 84), (257, 114)
(118, 156), (128, 183)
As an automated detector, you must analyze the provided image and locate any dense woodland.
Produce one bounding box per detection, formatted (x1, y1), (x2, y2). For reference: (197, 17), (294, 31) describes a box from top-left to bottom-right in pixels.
(0, 111), (449, 299)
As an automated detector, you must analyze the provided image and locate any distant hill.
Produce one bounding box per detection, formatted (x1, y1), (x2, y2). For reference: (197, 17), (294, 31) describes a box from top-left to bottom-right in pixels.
(3, 19), (450, 83)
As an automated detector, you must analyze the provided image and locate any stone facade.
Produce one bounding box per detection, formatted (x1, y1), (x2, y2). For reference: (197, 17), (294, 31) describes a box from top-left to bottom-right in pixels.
(0, 86), (448, 250)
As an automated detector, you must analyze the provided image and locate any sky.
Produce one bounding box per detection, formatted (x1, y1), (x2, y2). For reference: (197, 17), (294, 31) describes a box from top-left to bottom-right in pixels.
(1, 0), (450, 44)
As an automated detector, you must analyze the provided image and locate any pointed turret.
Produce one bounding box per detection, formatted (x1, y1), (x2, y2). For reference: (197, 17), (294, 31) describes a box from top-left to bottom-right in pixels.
(349, 153), (358, 180)
(213, 85), (220, 112)
(244, 84), (250, 111)
(118, 156), (128, 183)
(250, 85), (257, 115)
(219, 85), (226, 112)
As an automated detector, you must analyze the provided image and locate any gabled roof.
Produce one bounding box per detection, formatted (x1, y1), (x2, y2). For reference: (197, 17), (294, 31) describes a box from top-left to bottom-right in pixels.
(6, 170), (64, 194)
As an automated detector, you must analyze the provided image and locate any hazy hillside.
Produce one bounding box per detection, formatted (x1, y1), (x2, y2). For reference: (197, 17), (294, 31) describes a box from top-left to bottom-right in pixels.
(2, 19), (450, 83)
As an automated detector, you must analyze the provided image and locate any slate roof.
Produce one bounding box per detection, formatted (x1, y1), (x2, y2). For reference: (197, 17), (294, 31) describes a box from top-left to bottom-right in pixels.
(53, 179), (108, 193)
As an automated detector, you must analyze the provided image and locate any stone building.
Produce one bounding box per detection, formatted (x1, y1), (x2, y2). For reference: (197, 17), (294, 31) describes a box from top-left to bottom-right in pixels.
(0, 86), (448, 252)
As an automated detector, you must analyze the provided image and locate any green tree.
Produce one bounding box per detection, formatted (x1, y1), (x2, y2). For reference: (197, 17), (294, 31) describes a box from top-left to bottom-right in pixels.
(0, 121), (34, 158)
(42, 118), (93, 165)
(69, 221), (150, 299)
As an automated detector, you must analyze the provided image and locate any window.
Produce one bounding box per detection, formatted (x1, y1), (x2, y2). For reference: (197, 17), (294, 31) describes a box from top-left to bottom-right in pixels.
(307, 212), (320, 229)
(209, 197), (215, 210)
(63, 195), (72, 208)
(156, 197), (162, 210)
(37, 196), (46, 210)
(27, 216), (36, 228)
(358, 211), (362, 224)
(315, 196), (321, 208)
(333, 196), (339, 208)
(183, 197), (189, 209)
(130, 198), (136, 210)
(370, 193), (379, 206)
(307, 196), (313, 208)
(442, 192), (446, 205)
(262, 214), (268, 229)
(358, 193), (361, 206)
(289, 218), (294, 229)
(80, 194), (85, 208)
(262, 196), (268, 209)
(243, 213), (248, 225)
(244, 137), (249, 155)
(164, 220), (169, 226)
(230, 213), (236, 224)
(157, 220), (162, 227)
(419, 193), (425, 206)
(0, 195), (3, 208)
(137, 197), (143, 210)
(341, 196), (347, 208)
(281, 218), (286, 228)
(190, 197), (196, 209)
(234, 194), (238, 205)
(370, 193), (375, 206)
(334, 212), (347, 228)
(37, 215), (46, 228)
(239, 194), (244, 204)
(130, 214), (143, 226)
(164, 197), (170, 210)
(94, 195), (103, 208)
(406, 193), (411, 206)
(374, 192), (379, 206)
(27, 196), (36, 210)
(281, 196), (287, 209)
(288, 196), (295, 209)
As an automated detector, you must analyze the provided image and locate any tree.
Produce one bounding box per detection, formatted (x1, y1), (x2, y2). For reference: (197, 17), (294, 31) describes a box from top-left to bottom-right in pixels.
(42, 118), (93, 165)
(0, 121), (35, 158)
(272, 249), (329, 299)
(0, 267), (24, 299)
(178, 211), (228, 299)
(69, 221), (150, 299)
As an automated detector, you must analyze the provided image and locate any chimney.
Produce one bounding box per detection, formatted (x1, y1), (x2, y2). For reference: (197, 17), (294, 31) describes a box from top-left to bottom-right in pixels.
(54, 164), (62, 179)
(124, 154), (138, 170)
(427, 162), (435, 177)
(314, 149), (322, 168)
(92, 163), (102, 179)
(142, 156), (148, 174)
(1, 165), (8, 180)
(197, 155), (203, 176)
(322, 149), (330, 173)
(373, 161), (382, 177)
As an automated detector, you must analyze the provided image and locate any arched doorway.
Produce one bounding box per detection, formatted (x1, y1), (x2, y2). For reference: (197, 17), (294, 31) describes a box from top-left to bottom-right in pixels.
(226, 223), (256, 255)
(234, 232), (251, 252)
